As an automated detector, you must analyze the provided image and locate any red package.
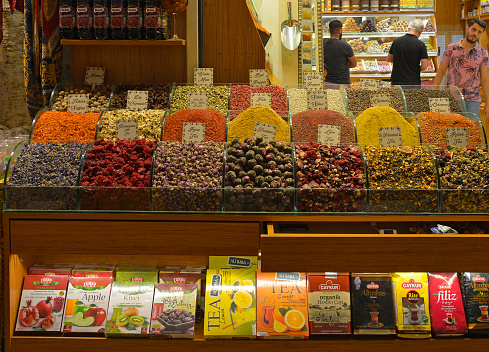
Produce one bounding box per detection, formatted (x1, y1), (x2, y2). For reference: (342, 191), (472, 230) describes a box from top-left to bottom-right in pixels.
(428, 272), (468, 336)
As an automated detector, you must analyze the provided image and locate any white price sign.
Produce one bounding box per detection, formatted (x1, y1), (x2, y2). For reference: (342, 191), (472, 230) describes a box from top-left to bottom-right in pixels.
(303, 72), (323, 90)
(127, 90), (148, 110)
(68, 94), (89, 113)
(371, 94), (391, 107)
(182, 122), (206, 143)
(318, 125), (341, 145)
(445, 127), (469, 147)
(307, 90), (327, 110)
(84, 67), (105, 87)
(360, 79), (379, 91)
(194, 68), (213, 86)
(249, 69), (269, 87)
(251, 93), (271, 107)
(379, 126), (403, 147)
(252, 122), (277, 142)
(116, 119), (138, 140)
(188, 93), (209, 109)
(429, 98), (450, 113)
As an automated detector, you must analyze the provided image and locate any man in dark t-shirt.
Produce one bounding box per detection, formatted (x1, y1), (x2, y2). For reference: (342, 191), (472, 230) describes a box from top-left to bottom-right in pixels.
(324, 20), (357, 84)
(387, 19), (429, 86)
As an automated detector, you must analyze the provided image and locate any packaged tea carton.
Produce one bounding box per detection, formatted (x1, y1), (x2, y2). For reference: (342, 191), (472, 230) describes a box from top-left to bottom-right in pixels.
(204, 267), (257, 339)
(392, 272), (431, 338)
(257, 271), (308, 339)
(29, 263), (73, 276)
(116, 268), (159, 283)
(460, 272), (489, 335)
(105, 282), (155, 337)
(307, 272), (351, 334)
(71, 263), (116, 278)
(351, 273), (396, 335)
(209, 256), (258, 270)
(428, 272), (467, 336)
(16, 275), (69, 332)
(151, 283), (198, 338)
(62, 277), (113, 333)
(159, 271), (201, 323)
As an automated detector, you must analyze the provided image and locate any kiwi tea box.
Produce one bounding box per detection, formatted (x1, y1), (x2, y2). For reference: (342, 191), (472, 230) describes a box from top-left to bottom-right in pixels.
(15, 275), (69, 333)
(460, 272), (489, 335)
(307, 272), (351, 334)
(62, 277), (113, 334)
(116, 268), (159, 283)
(150, 283), (198, 339)
(105, 282), (155, 337)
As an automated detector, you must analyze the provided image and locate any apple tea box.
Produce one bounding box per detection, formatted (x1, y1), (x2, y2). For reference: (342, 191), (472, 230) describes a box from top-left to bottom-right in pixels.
(204, 268), (257, 339)
(62, 277), (113, 333)
(151, 283), (198, 338)
(460, 272), (489, 336)
(257, 271), (308, 339)
(105, 282), (155, 337)
(16, 275), (69, 332)
(71, 263), (116, 278)
(307, 272), (351, 334)
(159, 271), (202, 322)
(116, 268), (159, 283)
(209, 256), (258, 270)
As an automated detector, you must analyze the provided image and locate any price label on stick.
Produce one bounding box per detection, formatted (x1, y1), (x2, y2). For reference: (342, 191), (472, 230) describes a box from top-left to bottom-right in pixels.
(379, 126), (403, 147)
(249, 69), (269, 87)
(446, 127), (469, 147)
(371, 94), (390, 107)
(127, 90), (148, 110)
(318, 125), (341, 145)
(360, 79), (378, 91)
(116, 119), (138, 140)
(188, 93), (209, 109)
(307, 90), (327, 110)
(429, 98), (450, 113)
(68, 94), (89, 113)
(194, 68), (213, 86)
(252, 122), (277, 142)
(182, 123), (206, 143)
(84, 67), (105, 89)
(303, 72), (323, 90)
(251, 93), (271, 107)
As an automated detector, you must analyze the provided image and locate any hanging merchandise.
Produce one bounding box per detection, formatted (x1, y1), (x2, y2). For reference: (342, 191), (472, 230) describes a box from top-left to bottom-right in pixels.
(144, 0), (161, 39)
(162, 11), (171, 39)
(93, 0), (109, 39)
(59, 0), (77, 39)
(77, 0), (93, 39)
(127, 0), (143, 39)
(110, 0), (127, 40)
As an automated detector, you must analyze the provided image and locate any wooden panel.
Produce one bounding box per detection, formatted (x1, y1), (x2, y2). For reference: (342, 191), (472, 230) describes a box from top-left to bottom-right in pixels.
(62, 40), (185, 46)
(436, 0), (462, 32)
(202, 0), (266, 83)
(9, 220), (259, 256)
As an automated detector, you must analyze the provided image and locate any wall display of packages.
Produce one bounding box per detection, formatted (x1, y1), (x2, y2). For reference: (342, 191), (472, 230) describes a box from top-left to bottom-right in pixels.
(299, 0), (324, 82)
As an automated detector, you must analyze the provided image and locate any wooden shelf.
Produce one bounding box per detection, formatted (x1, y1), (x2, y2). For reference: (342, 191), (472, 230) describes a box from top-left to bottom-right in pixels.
(324, 32), (437, 38)
(61, 39), (186, 46)
(322, 11), (435, 15)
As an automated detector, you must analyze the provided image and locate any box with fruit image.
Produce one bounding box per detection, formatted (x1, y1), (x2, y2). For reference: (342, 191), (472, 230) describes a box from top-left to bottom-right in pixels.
(105, 282), (155, 337)
(16, 275), (69, 333)
(62, 277), (113, 334)
(256, 271), (309, 339)
(204, 268), (257, 339)
(150, 283), (198, 338)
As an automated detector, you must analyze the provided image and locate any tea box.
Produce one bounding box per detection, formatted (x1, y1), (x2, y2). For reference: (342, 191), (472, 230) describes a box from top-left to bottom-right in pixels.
(159, 271), (202, 322)
(105, 282), (155, 337)
(204, 268), (257, 339)
(16, 275), (69, 332)
(62, 277), (113, 333)
(71, 263), (116, 278)
(460, 272), (489, 335)
(29, 263), (73, 276)
(257, 271), (308, 339)
(116, 268), (159, 283)
(307, 272), (351, 334)
(151, 283), (198, 339)
(209, 256), (258, 270)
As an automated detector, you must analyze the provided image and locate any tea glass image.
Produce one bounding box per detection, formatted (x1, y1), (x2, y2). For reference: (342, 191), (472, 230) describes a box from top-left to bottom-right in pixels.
(370, 311), (379, 327)
(480, 305), (489, 320)
(260, 305), (274, 329)
(410, 308), (419, 322)
(446, 312), (453, 323)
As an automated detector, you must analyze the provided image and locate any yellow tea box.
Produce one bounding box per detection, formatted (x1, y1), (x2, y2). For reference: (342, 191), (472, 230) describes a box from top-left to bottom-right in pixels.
(204, 268), (256, 339)
(208, 256), (258, 270)
(257, 271), (309, 339)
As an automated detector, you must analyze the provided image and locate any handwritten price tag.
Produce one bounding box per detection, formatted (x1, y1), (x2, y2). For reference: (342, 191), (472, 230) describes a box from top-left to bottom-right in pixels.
(252, 122), (277, 142)
(303, 72), (323, 90)
(194, 68), (213, 86)
(318, 125), (341, 145)
(445, 127), (469, 147)
(307, 90), (327, 110)
(188, 93), (209, 109)
(68, 94), (89, 113)
(84, 67), (105, 88)
(371, 94), (390, 107)
(183, 122), (206, 143)
(429, 98), (450, 113)
(379, 127), (403, 147)
(127, 90), (149, 110)
(251, 93), (271, 107)
(360, 79), (378, 91)
(249, 69), (269, 87)
(116, 119), (138, 140)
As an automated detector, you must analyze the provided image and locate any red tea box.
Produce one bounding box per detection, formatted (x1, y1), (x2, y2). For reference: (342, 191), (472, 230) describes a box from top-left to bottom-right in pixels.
(15, 275), (69, 332)
(29, 264), (73, 276)
(62, 277), (113, 333)
(307, 272), (351, 334)
(72, 263), (116, 278)
(428, 272), (467, 336)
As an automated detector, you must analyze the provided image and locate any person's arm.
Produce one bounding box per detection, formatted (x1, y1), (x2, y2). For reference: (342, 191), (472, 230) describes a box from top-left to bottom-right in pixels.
(420, 58), (429, 72)
(480, 66), (489, 118)
(348, 55), (357, 68)
(433, 61), (449, 87)
(386, 53), (393, 63)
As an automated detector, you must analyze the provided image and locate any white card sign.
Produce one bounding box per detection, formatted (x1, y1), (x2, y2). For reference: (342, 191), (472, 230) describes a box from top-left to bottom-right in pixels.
(429, 98), (450, 113)
(194, 68), (213, 86)
(318, 125), (341, 145)
(116, 119), (138, 140)
(307, 90), (328, 110)
(249, 69), (269, 87)
(68, 94), (89, 113)
(360, 79), (378, 91)
(84, 67), (105, 87)
(182, 122), (206, 143)
(252, 122), (277, 142)
(445, 127), (469, 147)
(251, 93), (271, 107)
(127, 90), (149, 110)
(188, 93), (209, 109)
(371, 94), (391, 107)
(379, 126), (403, 147)
(303, 72), (323, 90)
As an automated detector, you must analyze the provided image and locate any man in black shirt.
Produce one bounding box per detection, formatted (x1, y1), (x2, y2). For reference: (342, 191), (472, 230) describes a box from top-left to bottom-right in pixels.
(387, 19), (429, 86)
(324, 20), (357, 84)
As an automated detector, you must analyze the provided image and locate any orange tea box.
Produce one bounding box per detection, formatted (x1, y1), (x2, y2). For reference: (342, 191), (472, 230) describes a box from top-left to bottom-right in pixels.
(256, 271), (309, 339)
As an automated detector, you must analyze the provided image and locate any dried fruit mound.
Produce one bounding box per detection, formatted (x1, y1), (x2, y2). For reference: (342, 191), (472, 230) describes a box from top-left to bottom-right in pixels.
(162, 109), (226, 142)
(403, 89), (463, 113)
(97, 109), (165, 141)
(295, 144), (366, 212)
(111, 84), (172, 109)
(346, 87), (405, 116)
(292, 109), (354, 143)
(32, 111), (100, 142)
(229, 85), (287, 118)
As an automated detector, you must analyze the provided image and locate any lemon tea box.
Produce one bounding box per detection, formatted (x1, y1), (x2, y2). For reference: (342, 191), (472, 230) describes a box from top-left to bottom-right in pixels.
(209, 256), (258, 270)
(257, 271), (309, 339)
